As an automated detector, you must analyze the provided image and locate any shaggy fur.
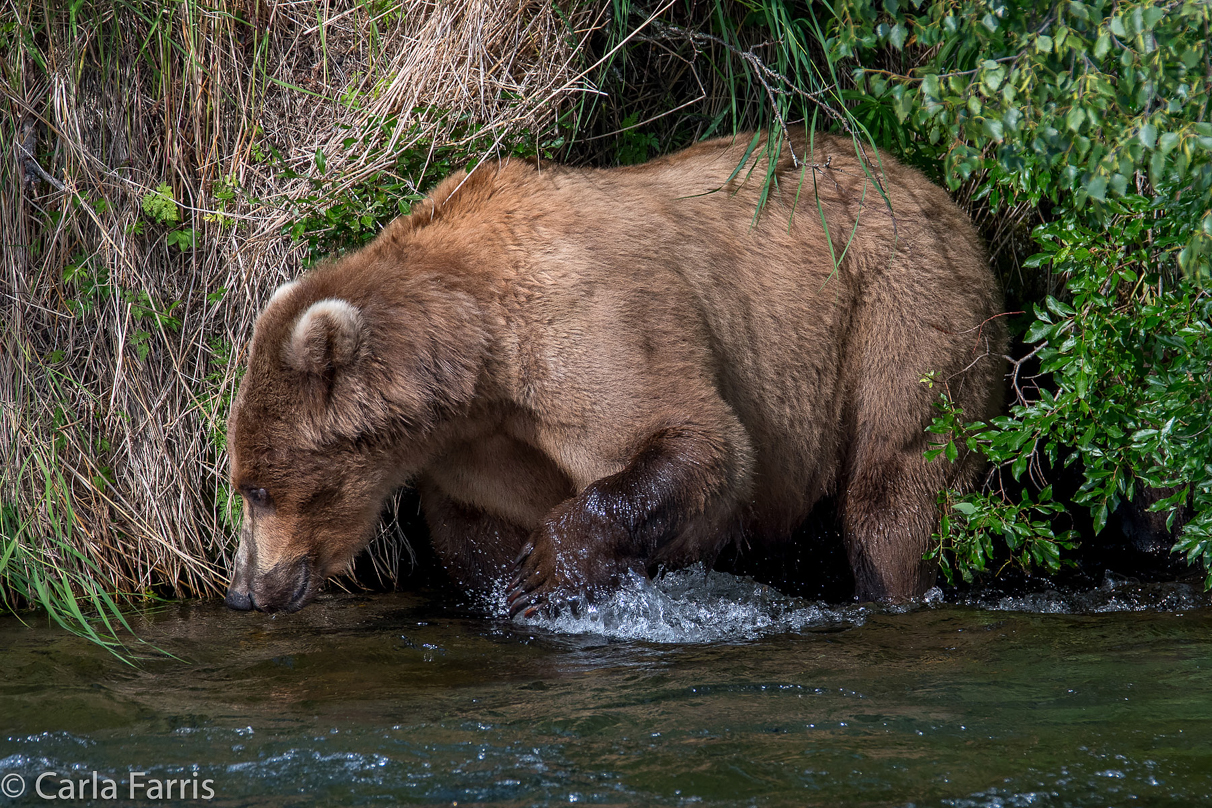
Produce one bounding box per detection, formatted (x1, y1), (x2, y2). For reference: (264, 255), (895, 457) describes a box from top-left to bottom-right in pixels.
(224, 132), (1006, 615)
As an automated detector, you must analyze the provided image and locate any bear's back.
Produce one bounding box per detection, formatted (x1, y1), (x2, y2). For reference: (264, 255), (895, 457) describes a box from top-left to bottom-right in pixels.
(386, 134), (1002, 536)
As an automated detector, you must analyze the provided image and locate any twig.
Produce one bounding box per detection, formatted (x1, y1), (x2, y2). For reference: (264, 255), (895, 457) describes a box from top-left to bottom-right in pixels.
(15, 138), (65, 191)
(971, 310), (1023, 353)
(950, 335), (995, 380)
(1003, 339), (1051, 407)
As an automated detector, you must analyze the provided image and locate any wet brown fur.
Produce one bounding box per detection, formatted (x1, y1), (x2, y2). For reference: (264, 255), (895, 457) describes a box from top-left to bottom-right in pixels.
(225, 132), (1006, 613)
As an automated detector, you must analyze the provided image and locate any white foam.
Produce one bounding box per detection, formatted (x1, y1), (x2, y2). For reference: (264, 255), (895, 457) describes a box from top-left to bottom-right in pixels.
(507, 565), (867, 643)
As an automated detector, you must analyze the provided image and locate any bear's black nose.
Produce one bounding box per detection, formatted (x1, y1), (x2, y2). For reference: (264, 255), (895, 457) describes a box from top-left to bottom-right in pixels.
(224, 586), (254, 611)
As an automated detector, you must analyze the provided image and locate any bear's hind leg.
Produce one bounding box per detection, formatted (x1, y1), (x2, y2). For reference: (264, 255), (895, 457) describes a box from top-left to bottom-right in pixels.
(840, 446), (945, 603)
(419, 481), (530, 607)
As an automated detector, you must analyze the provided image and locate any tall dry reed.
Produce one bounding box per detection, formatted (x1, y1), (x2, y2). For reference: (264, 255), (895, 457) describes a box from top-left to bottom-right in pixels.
(1, 0), (605, 621)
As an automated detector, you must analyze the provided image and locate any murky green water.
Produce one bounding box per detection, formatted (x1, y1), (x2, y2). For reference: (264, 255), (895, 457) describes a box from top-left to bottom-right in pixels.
(2, 572), (1211, 807)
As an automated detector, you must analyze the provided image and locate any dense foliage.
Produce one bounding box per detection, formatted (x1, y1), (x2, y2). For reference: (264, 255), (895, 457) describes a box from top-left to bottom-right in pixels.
(822, 0), (1212, 584)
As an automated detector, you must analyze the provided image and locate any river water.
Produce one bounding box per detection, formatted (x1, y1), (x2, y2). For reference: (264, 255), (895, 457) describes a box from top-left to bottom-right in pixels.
(2, 568), (1211, 806)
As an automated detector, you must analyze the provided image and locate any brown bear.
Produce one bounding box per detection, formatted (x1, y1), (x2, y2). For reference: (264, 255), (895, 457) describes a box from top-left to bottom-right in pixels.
(224, 131), (1006, 616)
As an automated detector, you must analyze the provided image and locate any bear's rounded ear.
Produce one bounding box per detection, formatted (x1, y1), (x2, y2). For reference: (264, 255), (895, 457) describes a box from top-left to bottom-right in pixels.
(287, 298), (364, 375)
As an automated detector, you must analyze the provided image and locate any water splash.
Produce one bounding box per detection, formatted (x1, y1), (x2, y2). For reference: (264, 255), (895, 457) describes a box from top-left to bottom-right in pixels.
(962, 570), (1210, 614)
(510, 565), (867, 643)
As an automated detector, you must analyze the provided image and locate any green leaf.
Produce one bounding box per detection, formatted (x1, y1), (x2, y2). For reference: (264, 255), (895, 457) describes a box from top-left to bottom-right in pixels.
(1066, 106), (1086, 132)
(889, 23), (906, 50)
(1023, 320), (1053, 343)
(140, 183), (179, 225)
(1139, 123), (1158, 150)
(892, 85), (913, 123)
(1045, 296), (1076, 318)
(1086, 175), (1108, 201)
(1093, 502), (1109, 534)
(922, 73), (940, 99)
(983, 118), (1005, 142)
(1011, 451), (1030, 481)
(981, 61), (1005, 94)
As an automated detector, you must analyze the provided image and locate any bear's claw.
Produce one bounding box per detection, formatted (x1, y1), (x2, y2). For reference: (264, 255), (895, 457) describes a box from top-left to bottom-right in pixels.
(506, 569), (555, 618)
(506, 535), (560, 618)
(506, 544), (580, 619)
(513, 541), (534, 565)
(506, 584), (546, 619)
(507, 587), (588, 620)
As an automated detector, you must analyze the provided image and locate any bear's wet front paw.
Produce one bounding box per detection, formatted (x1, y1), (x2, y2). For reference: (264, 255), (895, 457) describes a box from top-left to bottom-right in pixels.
(505, 510), (629, 619)
(505, 537), (588, 619)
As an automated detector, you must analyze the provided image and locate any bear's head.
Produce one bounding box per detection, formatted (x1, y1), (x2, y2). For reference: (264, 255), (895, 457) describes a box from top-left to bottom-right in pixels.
(224, 259), (486, 613)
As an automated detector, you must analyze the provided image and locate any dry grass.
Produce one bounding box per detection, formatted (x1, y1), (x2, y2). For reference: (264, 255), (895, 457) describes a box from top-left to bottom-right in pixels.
(1, 0), (605, 611)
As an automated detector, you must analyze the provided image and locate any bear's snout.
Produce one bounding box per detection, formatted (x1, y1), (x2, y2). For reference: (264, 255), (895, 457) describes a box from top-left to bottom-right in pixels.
(225, 556), (313, 614)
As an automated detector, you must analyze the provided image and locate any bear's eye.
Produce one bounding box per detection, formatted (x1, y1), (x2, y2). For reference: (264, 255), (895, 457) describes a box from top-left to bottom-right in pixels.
(244, 487), (271, 508)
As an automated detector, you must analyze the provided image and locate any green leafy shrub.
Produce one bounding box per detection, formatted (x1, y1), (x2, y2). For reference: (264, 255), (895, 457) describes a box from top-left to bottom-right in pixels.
(927, 195), (1211, 584)
(833, 0), (1212, 269)
(140, 182), (179, 225)
(825, 0), (1212, 584)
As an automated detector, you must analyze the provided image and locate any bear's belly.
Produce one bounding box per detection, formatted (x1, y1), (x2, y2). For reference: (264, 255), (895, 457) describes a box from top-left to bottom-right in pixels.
(424, 433), (576, 528)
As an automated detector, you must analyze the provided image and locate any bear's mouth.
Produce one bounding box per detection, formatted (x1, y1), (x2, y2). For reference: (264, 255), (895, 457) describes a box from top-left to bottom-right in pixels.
(281, 563), (312, 613)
